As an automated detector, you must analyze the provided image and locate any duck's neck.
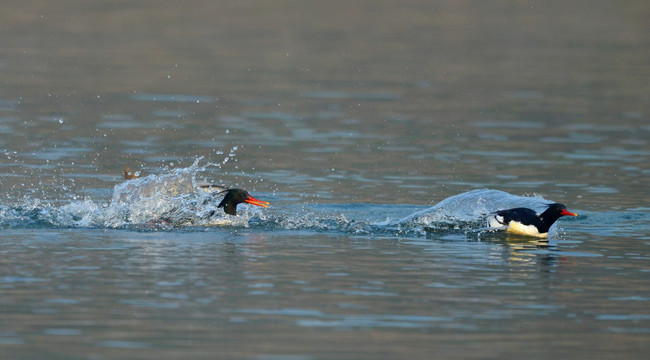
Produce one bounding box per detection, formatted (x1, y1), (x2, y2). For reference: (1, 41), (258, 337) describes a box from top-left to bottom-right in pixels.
(222, 202), (237, 215)
(536, 208), (560, 233)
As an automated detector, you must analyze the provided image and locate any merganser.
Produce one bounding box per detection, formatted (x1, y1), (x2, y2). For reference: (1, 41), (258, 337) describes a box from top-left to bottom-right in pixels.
(122, 166), (269, 216)
(486, 203), (577, 238)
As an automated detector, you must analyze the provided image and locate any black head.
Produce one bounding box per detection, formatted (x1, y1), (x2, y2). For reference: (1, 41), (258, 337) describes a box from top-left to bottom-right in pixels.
(540, 203), (577, 222)
(217, 188), (269, 215)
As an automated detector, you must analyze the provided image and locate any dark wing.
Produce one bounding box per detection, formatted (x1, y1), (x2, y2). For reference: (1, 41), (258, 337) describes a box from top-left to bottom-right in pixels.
(494, 207), (538, 224)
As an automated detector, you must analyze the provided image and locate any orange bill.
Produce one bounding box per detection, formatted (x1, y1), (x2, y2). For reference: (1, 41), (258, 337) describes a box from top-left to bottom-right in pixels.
(561, 209), (577, 216)
(245, 196), (270, 208)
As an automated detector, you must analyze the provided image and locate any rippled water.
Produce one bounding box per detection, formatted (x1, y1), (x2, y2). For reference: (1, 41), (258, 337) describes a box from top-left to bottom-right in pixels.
(1, 1), (649, 359)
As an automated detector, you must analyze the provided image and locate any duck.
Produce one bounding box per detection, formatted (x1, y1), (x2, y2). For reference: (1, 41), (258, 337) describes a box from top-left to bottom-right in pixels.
(122, 165), (269, 216)
(486, 203), (577, 238)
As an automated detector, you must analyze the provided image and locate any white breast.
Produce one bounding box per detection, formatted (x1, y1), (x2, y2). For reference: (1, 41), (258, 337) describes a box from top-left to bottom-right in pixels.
(506, 221), (547, 238)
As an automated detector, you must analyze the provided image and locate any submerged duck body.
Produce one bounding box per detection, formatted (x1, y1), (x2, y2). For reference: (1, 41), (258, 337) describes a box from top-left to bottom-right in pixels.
(486, 203), (577, 238)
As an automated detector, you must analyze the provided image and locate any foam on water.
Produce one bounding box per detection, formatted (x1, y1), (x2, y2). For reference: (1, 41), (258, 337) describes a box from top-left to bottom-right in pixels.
(1, 159), (224, 229)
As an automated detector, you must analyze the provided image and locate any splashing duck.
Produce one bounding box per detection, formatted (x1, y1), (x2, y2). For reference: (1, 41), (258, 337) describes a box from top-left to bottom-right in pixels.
(122, 166), (269, 216)
(486, 203), (577, 238)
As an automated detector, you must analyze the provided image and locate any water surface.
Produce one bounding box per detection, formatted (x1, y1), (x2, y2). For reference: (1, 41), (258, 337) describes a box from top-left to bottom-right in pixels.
(0, 1), (649, 359)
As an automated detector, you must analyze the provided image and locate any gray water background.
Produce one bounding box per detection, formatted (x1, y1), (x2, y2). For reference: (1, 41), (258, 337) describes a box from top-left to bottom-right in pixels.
(1, 1), (649, 359)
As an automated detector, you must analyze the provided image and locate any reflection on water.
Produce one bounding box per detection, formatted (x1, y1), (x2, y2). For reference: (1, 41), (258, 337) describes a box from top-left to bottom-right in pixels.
(1, 227), (647, 358)
(0, 0), (649, 358)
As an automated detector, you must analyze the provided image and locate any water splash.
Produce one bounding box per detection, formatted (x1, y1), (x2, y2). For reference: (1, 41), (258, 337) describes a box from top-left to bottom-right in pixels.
(391, 189), (550, 227)
(0, 160), (565, 238)
(0, 159), (233, 229)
